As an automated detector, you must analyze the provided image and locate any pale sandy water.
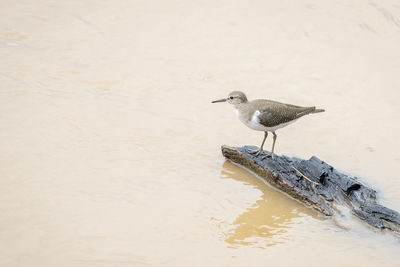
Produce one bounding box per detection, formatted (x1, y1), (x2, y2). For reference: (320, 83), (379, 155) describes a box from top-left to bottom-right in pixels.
(1, 0), (400, 266)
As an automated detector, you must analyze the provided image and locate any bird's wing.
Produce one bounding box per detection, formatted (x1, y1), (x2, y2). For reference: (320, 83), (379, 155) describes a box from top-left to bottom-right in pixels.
(254, 100), (315, 127)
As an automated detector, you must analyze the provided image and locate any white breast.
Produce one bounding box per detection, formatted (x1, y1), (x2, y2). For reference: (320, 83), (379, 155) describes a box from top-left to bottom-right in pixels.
(247, 110), (269, 131)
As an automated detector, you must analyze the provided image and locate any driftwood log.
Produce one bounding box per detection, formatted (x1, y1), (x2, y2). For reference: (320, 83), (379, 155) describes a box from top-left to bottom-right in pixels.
(222, 145), (400, 234)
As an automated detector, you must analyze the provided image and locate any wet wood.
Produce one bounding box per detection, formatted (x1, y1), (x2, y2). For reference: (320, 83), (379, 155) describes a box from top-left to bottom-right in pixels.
(221, 145), (400, 234)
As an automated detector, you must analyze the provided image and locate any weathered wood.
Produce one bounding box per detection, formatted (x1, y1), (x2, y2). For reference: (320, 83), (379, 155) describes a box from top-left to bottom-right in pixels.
(222, 145), (400, 234)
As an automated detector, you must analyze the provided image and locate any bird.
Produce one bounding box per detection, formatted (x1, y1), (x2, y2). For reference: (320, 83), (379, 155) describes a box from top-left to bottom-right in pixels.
(212, 91), (324, 159)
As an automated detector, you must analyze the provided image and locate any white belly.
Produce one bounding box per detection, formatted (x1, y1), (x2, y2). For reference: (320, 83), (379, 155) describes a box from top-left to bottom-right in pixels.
(238, 109), (297, 132)
(248, 119), (297, 132)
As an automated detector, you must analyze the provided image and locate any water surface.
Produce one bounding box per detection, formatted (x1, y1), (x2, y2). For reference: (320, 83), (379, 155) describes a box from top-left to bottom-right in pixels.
(1, 0), (400, 266)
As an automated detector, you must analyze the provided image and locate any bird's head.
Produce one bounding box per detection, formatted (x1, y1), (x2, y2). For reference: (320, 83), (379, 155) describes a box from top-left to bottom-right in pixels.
(212, 91), (248, 106)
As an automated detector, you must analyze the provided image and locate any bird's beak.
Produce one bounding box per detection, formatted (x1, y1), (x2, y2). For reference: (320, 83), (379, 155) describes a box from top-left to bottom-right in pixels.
(211, 98), (227, 103)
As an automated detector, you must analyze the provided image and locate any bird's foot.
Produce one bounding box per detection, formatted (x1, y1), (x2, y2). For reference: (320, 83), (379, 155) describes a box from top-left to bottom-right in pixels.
(261, 152), (274, 160)
(246, 148), (263, 157)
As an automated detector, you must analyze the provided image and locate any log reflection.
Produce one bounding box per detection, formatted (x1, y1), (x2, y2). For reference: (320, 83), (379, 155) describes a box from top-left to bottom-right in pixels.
(220, 161), (323, 247)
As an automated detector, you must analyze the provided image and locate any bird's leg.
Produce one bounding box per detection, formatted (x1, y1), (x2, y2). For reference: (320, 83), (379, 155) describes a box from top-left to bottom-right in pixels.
(263, 132), (277, 159)
(247, 131), (268, 156)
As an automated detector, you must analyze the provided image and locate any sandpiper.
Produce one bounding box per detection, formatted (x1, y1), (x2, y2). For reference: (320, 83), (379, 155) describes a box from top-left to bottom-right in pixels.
(212, 91), (324, 159)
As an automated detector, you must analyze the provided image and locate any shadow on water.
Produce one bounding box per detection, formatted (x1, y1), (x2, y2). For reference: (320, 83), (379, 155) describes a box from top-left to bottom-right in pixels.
(219, 161), (325, 248)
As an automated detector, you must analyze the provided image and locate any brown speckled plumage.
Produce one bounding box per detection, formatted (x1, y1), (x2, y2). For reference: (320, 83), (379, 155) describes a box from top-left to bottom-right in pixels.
(244, 99), (323, 127)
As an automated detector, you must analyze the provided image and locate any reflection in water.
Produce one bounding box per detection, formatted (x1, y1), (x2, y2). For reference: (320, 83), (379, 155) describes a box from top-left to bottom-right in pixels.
(219, 161), (323, 248)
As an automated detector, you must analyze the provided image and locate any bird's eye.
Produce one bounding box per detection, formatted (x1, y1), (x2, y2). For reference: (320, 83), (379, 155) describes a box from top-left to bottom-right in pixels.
(229, 96), (234, 99)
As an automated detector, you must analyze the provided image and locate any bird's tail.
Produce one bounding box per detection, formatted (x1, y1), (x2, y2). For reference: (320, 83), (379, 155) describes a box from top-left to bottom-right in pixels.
(312, 108), (325, 113)
(296, 107), (325, 118)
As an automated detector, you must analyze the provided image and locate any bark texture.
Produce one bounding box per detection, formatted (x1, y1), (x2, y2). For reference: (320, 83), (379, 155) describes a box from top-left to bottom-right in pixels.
(222, 145), (400, 234)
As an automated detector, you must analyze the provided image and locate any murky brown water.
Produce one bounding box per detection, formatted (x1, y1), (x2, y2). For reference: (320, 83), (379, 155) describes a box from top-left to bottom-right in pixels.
(1, 0), (400, 266)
